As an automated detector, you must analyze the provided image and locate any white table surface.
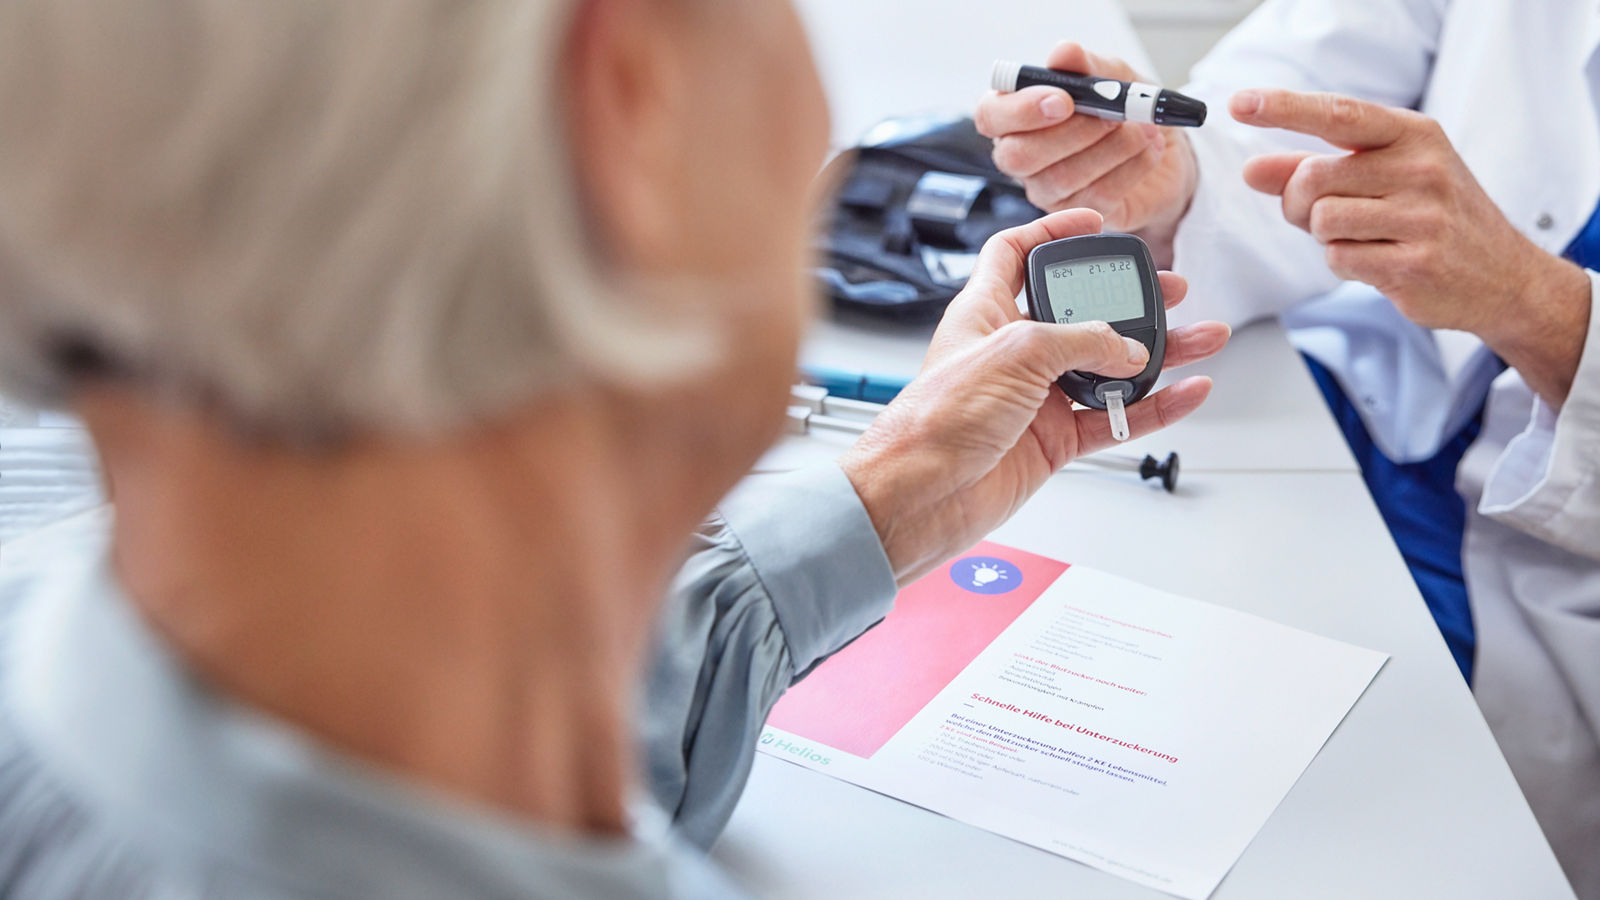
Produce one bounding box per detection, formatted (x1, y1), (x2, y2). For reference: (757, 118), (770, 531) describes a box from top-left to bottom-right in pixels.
(721, 1), (1574, 897)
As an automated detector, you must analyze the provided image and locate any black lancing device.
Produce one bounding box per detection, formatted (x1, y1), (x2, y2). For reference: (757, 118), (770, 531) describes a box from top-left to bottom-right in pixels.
(1023, 233), (1166, 412)
(992, 61), (1207, 128)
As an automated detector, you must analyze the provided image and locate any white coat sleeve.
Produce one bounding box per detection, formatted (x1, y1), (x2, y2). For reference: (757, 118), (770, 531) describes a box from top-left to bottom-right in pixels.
(1164, 0), (1450, 328)
(1476, 271), (1600, 562)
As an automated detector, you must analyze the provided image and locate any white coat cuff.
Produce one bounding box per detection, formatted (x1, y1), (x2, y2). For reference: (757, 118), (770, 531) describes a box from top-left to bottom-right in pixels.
(1167, 129), (1250, 328)
(1479, 270), (1600, 556)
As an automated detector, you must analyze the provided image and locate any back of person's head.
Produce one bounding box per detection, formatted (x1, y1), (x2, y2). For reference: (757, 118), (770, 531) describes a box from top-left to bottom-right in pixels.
(0, 0), (713, 441)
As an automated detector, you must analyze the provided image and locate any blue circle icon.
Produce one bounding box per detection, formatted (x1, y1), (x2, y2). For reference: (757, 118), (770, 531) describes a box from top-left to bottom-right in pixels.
(950, 556), (1022, 595)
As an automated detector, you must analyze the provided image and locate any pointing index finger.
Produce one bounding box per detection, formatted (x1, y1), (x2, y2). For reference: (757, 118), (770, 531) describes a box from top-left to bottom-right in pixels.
(1230, 89), (1409, 151)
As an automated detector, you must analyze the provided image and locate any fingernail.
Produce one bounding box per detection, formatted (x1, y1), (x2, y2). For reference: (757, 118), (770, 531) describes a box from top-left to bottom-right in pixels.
(1040, 94), (1069, 119)
(1124, 337), (1149, 365)
(1231, 91), (1262, 116)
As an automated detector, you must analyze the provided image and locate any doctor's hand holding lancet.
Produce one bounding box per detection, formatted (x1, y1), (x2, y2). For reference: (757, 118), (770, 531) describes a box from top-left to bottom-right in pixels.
(975, 42), (1199, 244)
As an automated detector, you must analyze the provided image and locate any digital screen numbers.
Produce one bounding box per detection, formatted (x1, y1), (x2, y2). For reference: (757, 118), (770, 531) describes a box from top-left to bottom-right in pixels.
(1043, 255), (1145, 325)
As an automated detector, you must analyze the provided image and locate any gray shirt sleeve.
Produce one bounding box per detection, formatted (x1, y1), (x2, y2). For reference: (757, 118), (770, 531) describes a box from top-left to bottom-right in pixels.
(638, 464), (898, 848)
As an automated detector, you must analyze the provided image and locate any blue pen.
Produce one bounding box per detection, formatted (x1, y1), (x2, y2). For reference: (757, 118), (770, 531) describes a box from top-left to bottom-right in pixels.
(799, 365), (911, 404)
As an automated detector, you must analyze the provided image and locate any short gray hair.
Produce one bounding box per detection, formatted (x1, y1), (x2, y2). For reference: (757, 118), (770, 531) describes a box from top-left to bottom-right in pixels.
(0, 0), (710, 439)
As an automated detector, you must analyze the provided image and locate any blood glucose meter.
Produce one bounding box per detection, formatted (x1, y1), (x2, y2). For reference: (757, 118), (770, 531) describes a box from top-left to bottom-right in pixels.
(1023, 233), (1166, 440)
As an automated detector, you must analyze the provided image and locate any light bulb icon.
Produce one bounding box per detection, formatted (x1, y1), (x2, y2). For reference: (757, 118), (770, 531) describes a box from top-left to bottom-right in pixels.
(971, 562), (1007, 588)
(951, 555), (1021, 595)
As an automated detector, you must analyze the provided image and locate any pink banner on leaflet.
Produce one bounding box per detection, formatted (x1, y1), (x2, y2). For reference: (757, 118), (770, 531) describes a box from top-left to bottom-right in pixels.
(767, 540), (1068, 759)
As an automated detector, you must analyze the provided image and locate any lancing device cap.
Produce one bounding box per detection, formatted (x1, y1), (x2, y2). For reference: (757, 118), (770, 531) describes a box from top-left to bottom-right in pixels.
(991, 59), (1024, 93)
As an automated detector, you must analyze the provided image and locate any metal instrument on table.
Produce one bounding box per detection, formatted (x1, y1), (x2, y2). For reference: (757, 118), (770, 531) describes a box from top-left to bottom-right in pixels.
(785, 385), (1181, 492)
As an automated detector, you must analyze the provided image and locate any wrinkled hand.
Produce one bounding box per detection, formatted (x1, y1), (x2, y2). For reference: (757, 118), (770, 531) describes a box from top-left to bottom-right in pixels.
(974, 42), (1197, 237)
(839, 209), (1230, 585)
(1231, 88), (1592, 404)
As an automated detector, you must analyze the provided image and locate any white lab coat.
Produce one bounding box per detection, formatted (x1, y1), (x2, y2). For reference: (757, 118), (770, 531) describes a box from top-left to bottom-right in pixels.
(1166, 0), (1600, 894)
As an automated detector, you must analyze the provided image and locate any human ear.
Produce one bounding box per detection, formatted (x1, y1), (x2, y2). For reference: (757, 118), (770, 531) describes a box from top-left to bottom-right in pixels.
(560, 0), (696, 272)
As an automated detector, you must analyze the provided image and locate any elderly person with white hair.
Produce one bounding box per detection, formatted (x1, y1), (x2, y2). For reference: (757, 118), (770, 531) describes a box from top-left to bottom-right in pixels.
(0, 0), (1229, 897)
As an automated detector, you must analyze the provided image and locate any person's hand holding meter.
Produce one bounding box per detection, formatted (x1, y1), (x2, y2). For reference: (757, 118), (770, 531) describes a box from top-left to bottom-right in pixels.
(1230, 89), (1595, 407)
(975, 42), (1198, 240)
(839, 209), (1230, 585)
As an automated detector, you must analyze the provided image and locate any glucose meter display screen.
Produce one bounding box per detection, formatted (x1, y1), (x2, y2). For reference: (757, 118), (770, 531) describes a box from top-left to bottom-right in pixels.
(1043, 255), (1144, 324)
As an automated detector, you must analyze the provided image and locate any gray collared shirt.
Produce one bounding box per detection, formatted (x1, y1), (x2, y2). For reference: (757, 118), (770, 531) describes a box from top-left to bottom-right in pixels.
(0, 465), (896, 898)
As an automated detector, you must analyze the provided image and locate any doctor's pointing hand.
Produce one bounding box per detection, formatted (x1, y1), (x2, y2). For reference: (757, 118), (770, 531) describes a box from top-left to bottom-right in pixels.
(1229, 88), (1593, 407)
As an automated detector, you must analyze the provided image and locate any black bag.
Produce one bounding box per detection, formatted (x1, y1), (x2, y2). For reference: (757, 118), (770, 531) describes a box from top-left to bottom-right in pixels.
(813, 114), (1045, 321)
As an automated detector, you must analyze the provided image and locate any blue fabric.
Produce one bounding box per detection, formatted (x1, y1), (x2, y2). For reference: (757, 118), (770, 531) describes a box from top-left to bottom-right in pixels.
(1569, 199), (1600, 272)
(1304, 355), (1482, 683)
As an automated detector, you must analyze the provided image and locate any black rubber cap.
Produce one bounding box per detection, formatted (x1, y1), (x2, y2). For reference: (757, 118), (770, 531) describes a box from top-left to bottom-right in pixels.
(1138, 452), (1180, 493)
(1155, 91), (1207, 128)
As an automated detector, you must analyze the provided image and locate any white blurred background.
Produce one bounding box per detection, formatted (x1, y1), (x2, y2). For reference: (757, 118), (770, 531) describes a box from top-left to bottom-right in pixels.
(1124, 0), (1262, 83)
(794, 0), (1264, 148)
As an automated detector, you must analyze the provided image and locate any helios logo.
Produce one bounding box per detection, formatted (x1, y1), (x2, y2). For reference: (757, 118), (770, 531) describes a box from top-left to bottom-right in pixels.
(759, 730), (831, 766)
